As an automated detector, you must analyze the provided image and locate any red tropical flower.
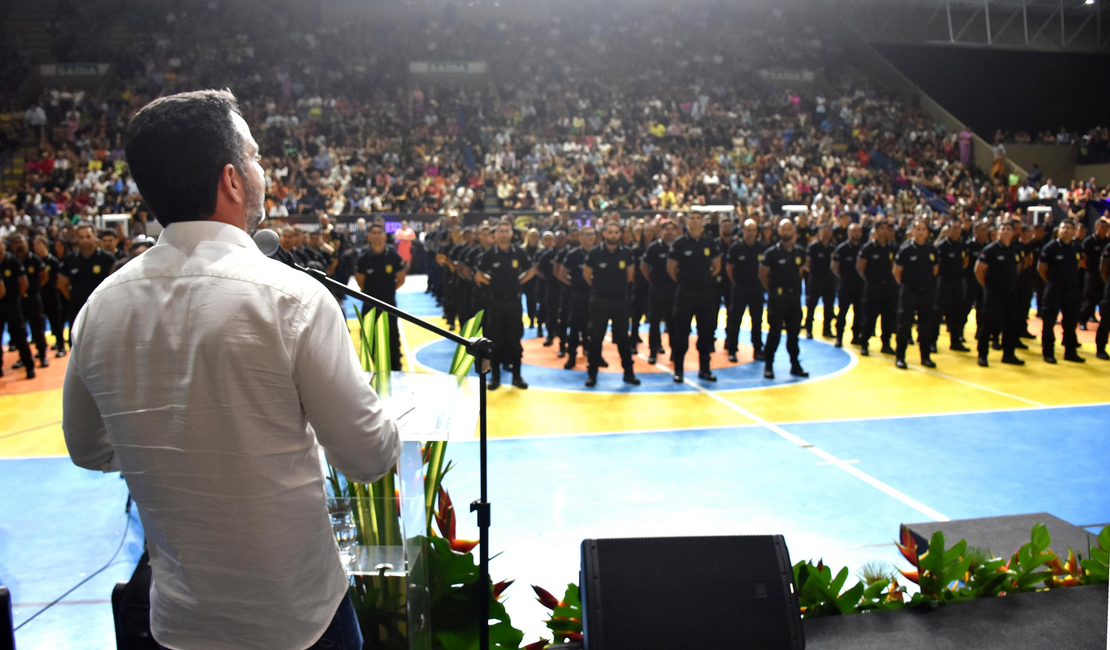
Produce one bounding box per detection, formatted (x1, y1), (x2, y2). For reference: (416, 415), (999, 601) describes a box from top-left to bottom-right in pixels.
(532, 585), (559, 610)
(896, 524), (919, 567)
(449, 538), (479, 554)
(522, 641), (548, 650)
(493, 579), (514, 599)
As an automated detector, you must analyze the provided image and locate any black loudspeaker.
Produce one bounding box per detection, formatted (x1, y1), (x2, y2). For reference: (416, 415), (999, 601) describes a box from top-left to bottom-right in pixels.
(1, 584), (14, 650)
(581, 535), (804, 650)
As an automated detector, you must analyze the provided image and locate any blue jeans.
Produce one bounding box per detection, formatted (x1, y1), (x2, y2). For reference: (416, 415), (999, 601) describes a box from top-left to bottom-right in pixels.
(158, 593), (363, 650)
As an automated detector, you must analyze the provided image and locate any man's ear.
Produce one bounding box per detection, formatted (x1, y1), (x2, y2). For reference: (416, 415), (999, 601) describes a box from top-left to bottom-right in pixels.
(218, 163), (243, 205)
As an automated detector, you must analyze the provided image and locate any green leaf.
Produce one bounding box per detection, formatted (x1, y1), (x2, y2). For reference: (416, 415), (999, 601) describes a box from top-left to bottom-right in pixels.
(919, 532), (947, 574)
(1031, 523), (1051, 554)
(1080, 558), (1109, 582)
(829, 566), (850, 595)
(1098, 526), (1110, 552)
(563, 583), (581, 609)
(1089, 547), (1109, 564)
(834, 582), (865, 614)
(943, 539), (968, 567)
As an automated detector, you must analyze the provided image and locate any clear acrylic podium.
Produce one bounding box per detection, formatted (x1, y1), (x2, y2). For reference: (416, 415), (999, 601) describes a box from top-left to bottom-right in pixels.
(322, 372), (479, 650)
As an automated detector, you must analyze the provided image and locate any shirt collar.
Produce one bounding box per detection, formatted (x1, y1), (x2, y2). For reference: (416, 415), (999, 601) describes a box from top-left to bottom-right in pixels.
(157, 220), (257, 251)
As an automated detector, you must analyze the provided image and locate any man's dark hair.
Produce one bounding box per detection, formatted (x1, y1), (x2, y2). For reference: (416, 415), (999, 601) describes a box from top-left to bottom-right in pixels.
(99, 229), (117, 239)
(124, 90), (246, 227)
(368, 223), (385, 233)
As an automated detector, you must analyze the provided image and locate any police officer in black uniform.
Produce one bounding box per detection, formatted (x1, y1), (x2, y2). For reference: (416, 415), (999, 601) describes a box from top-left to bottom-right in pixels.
(1079, 217), (1109, 329)
(475, 220), (534, 390)
(452, 227), (478, 326)
(893, 219), (939, 369)
(0, 238), (35, 379)
(759, 219), (808, 380)
(9, 234), (49, 367)
(934, 220), (970, 352)
(436, 226), (463, 330)
(804, 224), (836, 339)
(725, 219), (766, 363)
(963, 221), (990, 341)
(857, 221), (898, 356)
(629, 225), (650, 354)
(1095, 240), (1110, 360)
(667, 212), (721, 383)
(536, 230), (565, 348)
(466, 225), (494, 326)
(715, 218), (736, 334)
(583, 222), (640, 387)
(553, 229), (580, 359)
(57, 223), (116, 347)
(975, 220), (1025, 366)
(355, 223), (407, 371)
(832, 212), (852, 246)
(831, 223), (864, 349)
(34, 236), (65, 357)
(1038, 219), (1084, 364)
(559, 226), (594, 369)
(642, 221), (678, 365)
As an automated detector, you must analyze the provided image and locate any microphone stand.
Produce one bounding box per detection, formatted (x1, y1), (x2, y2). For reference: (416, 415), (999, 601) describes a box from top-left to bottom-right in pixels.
(296, 265), (494, 650)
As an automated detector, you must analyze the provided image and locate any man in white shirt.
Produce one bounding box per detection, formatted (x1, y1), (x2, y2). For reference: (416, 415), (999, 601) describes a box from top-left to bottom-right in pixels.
(63, 89), (398, 650)
(1038, 179), (1058, 200)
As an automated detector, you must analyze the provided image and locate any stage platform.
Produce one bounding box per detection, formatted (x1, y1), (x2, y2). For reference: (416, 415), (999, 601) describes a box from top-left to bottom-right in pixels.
(2, 277), (1107, 648)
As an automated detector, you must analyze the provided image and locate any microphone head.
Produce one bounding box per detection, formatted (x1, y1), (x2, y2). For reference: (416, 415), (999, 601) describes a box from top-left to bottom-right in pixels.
(253, 228), (281, 258)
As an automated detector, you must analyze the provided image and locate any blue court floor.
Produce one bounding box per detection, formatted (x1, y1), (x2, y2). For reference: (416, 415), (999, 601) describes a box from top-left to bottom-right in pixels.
(2, 281), (1107, 647)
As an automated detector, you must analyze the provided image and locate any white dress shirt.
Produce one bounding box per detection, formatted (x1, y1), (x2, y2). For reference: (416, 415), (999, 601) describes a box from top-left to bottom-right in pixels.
(63, 220), (399, 650)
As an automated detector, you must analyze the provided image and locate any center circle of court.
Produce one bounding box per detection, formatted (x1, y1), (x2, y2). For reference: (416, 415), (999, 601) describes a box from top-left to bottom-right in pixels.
(413, 329), (853, 393)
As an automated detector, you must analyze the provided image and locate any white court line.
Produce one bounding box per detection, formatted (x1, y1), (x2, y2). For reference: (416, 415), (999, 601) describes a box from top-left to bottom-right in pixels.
(632, 350), (951, 523)
(817, 459), (859, 466)
(774, 401), (1110, 427)
(909, 365), (1046, 407)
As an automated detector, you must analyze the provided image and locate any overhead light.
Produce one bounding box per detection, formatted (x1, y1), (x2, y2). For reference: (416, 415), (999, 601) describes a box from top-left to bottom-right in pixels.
(1085, 0), (1094, 5)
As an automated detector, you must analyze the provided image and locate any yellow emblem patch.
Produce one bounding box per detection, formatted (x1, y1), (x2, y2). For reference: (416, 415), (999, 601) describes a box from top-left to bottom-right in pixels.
(929, 254), (935, 262)
(618, 260), (626, 270)
(704, 247), (711, 257)
(795, 257), (802, 265)
(777, 287), (783, 295)
(511, 259), (519, 269)
(385, 264), (393, 274)
(757, 254), (763, 261)
(2, 269), (9, 277)
(889, 252), (894, 260)
(1076, 253), (1081, 261)
(28, 267), (35, 273)
(92, 265), (101, 274)
(1015, 254), (1020, 262)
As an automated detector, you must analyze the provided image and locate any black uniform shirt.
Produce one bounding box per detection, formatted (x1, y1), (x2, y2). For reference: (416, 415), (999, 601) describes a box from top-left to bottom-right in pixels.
(18, 252), (45, 295)
(0, 253), (25, 304)
(59, 248), (116, 308)
(895, 241), (938, 293)
(832, 225), (850, 246)
(1039, 239), (1082, 289)
(668, 233), (720, 290)
(476, 244), (533, 297)
(795, 224), (817, 248)
(832, 240), (863, 289)
(631, 245), (648, 288)
(858, 240), (896, 287)
(562, 246), (591, 293)
(978, 241), (1023, 290)
(356, 245), (404, 299)
(585, 244), (633, 300)
(806, 240), (835, 279)
(644, 240), (675, 287)
(727, 240), (764, 289)
(761, 242), (806, 297)
(716, 237), (735, 289)
(935, 238), (966, 280)
(536, 246), (560, 280)
(964, 238), (988, 278)
(1082, 235), (1109, 279)
(464, 245), (488, 270)
(41, 253), (60, 298)
(1102, 242), (1110, 299)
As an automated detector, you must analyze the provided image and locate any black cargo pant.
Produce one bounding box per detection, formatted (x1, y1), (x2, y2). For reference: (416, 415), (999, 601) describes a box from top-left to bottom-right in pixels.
(589, 297), (634, 373)
(21, 293), (49, 358)
(1041, 284), (1081, 355)
(565, 290), (590, 359)
(897, 287), (935, 361)
(725, 285), (764, 354)
(1079, 272), (1104, 324)
(1095, 285), (1110, 351)
(42, 290), (65, 351)
(805, 274), (836, 335)
(964, 275), (984, 338)
(765, 290), (802, 367)
(362, 294), (402, 371)
(934, 276), (965, 345)
(484, 294), (525, 374)
(442, 274), (459, 328)
(978, 285), (1021, 357)
(544, 279), (564, 344)
(629, 281), (649, 345)
(670, 286), (718, 368)
(835, 282), (864, 344)
(648, 283), (676, 355)
(863, 282), (897, 347)
(0, 301), (34, 371)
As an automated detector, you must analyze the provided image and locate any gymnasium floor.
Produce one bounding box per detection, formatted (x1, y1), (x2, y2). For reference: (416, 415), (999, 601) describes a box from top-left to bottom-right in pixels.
(2, 277), (1107, 648)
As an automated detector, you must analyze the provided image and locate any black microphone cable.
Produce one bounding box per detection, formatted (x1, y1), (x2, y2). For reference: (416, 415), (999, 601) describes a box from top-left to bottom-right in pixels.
(14, 495), (135, 632)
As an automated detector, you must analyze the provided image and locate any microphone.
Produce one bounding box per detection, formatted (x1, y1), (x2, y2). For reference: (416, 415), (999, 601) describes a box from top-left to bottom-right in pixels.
(253, 229), (281, 258)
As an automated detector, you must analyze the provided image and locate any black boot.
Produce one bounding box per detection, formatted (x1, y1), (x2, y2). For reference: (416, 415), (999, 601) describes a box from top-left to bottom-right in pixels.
(1063, 349), (1086, 363)
(563, 354), (577, 370)
(585, 370), (598, 388)
(511, 372), (529, 389)
(920, 356), (936, 369)
(697, 357), (716, 382)
(488, 367), (501, 390)
(673, 365), (684, 383)
(790, 362), (809, 377)
(727, 350), (738, 363)
(895, 357), (908, 369)
(763, 363), (774, 379)
(950, 337), (970, 352)
(834, 335), (843, 348)
(622, 371), (640, 386)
